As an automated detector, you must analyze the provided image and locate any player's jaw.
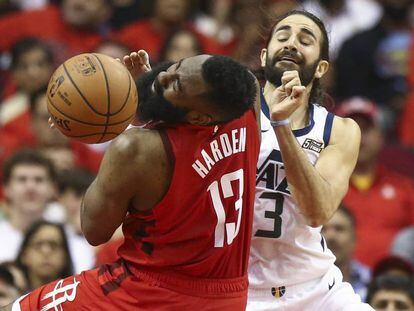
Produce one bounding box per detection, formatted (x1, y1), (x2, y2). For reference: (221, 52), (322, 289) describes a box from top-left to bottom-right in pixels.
(136, 62), (189, 124)
(264, 50), (319, 88)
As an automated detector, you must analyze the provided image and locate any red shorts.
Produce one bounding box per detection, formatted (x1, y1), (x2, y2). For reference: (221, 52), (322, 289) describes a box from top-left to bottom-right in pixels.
(13, 260), (247, 310)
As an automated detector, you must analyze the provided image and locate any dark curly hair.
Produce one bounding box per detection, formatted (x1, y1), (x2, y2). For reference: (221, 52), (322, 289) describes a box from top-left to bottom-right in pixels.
(202, 55), (257, 122)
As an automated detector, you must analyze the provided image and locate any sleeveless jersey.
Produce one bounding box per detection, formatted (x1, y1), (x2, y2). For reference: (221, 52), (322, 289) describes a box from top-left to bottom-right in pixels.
(118, 109), (260, 293)
(248, 102), (336, 290)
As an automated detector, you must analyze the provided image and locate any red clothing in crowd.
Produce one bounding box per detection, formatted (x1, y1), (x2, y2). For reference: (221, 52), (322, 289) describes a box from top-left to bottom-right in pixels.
(0, 110), (103, 174)
(0, 5), (104, 57)
(343, 165), (414, 267)
(117, 20), (224, 62)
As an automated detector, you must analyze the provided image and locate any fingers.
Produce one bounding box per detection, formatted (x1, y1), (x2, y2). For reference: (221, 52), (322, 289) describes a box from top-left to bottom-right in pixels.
(283, 77), (301, 96)
(281, 70), (300, 87)
(48, 117), (56, 129)
(291, 85), (306, 99)
(137, 50), (151, 70)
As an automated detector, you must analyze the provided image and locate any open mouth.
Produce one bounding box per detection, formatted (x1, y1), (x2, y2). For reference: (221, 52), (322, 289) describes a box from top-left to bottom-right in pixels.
(278, 56), (299, 64)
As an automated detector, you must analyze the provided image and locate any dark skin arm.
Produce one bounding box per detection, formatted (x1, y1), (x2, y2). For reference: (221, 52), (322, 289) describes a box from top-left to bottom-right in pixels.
(81, 128), (171, 246)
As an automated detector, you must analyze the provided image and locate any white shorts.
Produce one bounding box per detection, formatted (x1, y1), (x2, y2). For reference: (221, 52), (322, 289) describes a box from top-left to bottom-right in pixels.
(247, 265), (374, 311)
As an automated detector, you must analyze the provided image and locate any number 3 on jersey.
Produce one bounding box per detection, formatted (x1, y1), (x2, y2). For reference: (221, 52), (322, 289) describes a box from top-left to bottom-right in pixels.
(255, 192), (284, 238)
(208, 169), (244, 247)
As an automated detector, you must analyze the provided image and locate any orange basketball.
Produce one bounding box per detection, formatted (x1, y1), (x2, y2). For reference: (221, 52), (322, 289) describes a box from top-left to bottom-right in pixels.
(46, 53), (138, 144)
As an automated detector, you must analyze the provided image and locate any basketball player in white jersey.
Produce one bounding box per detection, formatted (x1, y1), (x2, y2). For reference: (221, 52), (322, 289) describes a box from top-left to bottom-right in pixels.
(247, 11), (374, 310)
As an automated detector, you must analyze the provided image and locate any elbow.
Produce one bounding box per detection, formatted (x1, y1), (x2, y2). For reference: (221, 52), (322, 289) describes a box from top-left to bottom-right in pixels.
(81, 221), (111, 246)
(84, 231), (111, 246)
(306, 204), (335, 228)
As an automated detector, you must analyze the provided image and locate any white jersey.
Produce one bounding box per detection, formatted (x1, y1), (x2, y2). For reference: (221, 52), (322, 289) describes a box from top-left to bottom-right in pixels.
(249, 103), (336, 289)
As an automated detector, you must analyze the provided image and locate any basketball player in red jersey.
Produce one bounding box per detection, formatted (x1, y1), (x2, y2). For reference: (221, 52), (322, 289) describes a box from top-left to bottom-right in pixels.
(2, 52), (261, 311)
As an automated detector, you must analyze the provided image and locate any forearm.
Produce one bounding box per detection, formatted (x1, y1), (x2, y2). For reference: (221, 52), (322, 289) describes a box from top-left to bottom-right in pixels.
(274, 125), (335, 226)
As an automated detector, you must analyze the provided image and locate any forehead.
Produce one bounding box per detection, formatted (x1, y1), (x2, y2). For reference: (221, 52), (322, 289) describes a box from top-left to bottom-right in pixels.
(12, 165), (48, 177)
(170, 55), (210, 96)
(32, 226), (62, 240)
(274, 14), (323, 41)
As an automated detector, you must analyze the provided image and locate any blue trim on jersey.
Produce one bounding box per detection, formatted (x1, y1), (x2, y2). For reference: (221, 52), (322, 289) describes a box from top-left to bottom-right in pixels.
(323, 112), (334, 147)
(260, 92), (315, 137)
(292, 104), (315, 137)
(260, 92), (270, 118)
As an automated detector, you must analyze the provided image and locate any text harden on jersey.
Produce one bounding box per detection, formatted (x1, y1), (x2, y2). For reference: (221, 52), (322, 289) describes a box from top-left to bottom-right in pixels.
(192, 127), (247, 178)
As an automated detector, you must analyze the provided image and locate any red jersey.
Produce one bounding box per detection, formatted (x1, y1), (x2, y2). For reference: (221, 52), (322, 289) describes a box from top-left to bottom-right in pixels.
(118, 109), (259, 295)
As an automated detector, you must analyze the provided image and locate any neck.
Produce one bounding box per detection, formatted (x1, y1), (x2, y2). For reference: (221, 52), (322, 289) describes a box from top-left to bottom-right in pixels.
(263, 81), (311, 129)
(336, 259), (351, 282)
(8, 207), (42, 232)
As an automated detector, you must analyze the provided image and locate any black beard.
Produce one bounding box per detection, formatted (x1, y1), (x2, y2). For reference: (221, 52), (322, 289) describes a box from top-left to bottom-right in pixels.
(264, 53), (319, 88)
(136, 62), (189, 124)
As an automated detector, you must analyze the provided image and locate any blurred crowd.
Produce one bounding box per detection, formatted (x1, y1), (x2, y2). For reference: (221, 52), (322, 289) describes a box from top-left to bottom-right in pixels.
(0, 0), (413, 308)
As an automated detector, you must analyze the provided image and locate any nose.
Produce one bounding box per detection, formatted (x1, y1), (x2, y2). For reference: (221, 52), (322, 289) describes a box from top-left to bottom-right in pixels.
(157, 71), (178, 89)
(283, 36), (299, 52)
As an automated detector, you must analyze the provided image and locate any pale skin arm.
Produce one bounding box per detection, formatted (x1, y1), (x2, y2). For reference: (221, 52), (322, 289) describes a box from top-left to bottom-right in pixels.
(268, 71), (361, 227)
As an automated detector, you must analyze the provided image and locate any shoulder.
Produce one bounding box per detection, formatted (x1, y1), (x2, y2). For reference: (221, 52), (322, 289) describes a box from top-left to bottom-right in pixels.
(108, 127), (164, 163)
(329, 116), (361, 146)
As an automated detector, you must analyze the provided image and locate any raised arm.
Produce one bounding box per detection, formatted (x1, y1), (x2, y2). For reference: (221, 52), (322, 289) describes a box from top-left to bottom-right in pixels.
(266, 71), (360, 227)
(81, 128), (170, 245)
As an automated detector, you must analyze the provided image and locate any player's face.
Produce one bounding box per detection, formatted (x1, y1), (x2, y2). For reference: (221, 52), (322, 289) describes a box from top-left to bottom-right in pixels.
(321, 210), (354, 265)
(22, 225), (67, 281)
(262, 14), (328, 87)
(137, 55), (214, 125)
(370, 289), (414, 310)
(4, 165), (55, 215)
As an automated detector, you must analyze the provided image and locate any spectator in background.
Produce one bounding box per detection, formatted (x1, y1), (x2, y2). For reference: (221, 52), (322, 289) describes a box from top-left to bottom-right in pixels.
(336, 97), (414, 268)
(0, 87), (103, 179)
(0, 38), (53, 145)
(0, 0), (113, 66)
(0, 263), (27, 295)
(56, 169), (95, 273)
(0, 265), (19, 307)
(94, 39), (130, 60)
(366, 275), (414, 310)
(300, 0), (381, 59)
(322, 205), (371, 301)
(118, 0), (221, 62)
(372, 256), (414, 280)
(0, 150), (56, 263)
(158, 29), (203, 63)
(15, 221), (73, 291)
(335, 0), (414, 133)
(391, 226), (414, 268)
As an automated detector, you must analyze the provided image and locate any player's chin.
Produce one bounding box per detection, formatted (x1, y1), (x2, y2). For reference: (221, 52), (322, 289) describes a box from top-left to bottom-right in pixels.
(275, 61), (299, 70)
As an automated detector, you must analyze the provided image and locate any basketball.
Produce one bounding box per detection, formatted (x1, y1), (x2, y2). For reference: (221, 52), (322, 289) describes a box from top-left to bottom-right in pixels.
(46, 53), (138, 144)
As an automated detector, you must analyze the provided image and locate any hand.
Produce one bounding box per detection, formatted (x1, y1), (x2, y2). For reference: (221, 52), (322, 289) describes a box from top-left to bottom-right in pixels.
(268, 71), (307, 121)
(48, 117), (56, 129)
(117, 50), (151, 81)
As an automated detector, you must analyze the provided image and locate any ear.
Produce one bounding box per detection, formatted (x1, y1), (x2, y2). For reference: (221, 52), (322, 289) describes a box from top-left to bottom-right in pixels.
(260, 49), (267, 68)
(185, 110), (213, 126)
(314, 60), (329, 79)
